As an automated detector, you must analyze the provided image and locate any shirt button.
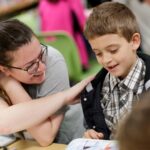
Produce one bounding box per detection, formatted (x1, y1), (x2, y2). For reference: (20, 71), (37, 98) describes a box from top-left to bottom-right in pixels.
(93, 125), (96, 129)
(83, 97), (87, 101)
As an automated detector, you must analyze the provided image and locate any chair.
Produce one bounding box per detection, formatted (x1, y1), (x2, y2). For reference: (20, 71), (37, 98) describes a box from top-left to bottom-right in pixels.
(13, 9), (39, 33)
(37, 31), (101, 82)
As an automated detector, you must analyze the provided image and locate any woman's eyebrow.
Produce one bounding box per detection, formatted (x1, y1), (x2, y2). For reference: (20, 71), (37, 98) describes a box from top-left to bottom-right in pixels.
(23, 49), (42, 67)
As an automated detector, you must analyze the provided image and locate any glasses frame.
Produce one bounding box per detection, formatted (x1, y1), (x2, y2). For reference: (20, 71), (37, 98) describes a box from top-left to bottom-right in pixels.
(1, 44), (48, 75)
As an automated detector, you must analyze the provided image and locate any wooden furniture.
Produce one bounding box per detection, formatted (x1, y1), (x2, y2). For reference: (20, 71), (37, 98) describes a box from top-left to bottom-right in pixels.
(0, 140), (67, 150)
(0, 0), (38, 19)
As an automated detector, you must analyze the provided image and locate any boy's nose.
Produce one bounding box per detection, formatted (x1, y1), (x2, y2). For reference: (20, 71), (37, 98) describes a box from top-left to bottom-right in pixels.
(102, 54), (112, 64)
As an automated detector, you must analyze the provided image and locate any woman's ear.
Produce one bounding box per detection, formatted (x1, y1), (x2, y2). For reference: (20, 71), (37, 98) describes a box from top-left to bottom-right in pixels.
(0, 66), (10, 76)
(131, 33), (141, 51)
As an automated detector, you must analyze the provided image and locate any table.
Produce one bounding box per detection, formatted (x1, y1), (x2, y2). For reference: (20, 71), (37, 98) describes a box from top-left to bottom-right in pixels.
(0, 140), (67, 150)
(0, 0), (38, 19)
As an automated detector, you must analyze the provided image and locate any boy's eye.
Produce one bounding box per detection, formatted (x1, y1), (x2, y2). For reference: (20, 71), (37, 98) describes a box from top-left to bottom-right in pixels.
(96, 53), (102, 56)
(110, 49), (118, 53)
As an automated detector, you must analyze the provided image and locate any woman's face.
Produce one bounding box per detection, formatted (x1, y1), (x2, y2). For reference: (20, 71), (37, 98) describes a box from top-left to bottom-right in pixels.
(2, 36), (47, 84)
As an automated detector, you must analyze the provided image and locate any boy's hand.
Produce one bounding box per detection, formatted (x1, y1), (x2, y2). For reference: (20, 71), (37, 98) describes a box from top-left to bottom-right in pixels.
(83, 129), (104, 139)
(64, 75), (95, 105)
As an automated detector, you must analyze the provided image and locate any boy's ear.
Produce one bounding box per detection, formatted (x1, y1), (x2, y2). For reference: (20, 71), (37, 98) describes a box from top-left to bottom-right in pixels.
(131, 33), (141, 51)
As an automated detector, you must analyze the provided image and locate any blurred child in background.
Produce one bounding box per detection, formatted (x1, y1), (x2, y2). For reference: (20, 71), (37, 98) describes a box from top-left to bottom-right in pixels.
(38, 0), (89, 70)
(117, 91), (150, 150)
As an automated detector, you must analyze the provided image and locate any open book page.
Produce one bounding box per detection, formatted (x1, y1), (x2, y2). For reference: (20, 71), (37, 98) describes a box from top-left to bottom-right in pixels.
(66, 138), (119, 150)
(0, 135), (16, 147)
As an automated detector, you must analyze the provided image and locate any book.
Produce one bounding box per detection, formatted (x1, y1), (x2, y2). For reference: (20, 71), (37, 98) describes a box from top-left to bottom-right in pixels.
(66, 138), (119, 150)
(0, 135), (16, 147)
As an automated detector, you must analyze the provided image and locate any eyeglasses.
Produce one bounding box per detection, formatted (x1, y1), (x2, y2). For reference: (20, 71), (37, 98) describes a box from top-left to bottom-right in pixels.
(2, 44), (48, 75)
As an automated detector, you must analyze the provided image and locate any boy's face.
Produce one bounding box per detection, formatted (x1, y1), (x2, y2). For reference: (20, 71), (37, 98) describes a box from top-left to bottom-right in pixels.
(89, 33), (140, 79)
(1, 36), (47, 84)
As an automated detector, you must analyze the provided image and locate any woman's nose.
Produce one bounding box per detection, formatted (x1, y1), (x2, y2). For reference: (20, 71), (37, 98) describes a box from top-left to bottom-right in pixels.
(37, 61), (46, 72)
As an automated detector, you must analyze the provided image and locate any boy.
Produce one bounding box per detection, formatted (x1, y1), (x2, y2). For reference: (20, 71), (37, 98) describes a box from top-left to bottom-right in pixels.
(0, 19), (86, 146)
(81, 2), (150, 139)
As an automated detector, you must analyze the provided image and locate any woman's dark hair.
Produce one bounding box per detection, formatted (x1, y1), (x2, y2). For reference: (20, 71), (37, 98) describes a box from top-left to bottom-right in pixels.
(0, 19), (35, 65)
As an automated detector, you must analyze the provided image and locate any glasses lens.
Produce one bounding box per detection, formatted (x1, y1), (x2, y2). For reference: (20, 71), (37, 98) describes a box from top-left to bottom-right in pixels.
(27, 45), (47, 74)
(41, 45), (47, 63)
(28, 62), (39, 74)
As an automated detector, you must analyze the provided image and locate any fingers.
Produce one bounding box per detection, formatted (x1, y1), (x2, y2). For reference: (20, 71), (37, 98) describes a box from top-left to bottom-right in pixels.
(69, 98), (80, 105)
(97, 132), (104, 139)
(71, 74), (95, 95)
(83, 129), (104, 139)
(64, 75), (95, 105)
(81, 75), (95, 86)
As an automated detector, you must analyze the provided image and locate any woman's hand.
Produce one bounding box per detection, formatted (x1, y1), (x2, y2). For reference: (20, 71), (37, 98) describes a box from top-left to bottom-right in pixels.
(64, 75), (95, 105)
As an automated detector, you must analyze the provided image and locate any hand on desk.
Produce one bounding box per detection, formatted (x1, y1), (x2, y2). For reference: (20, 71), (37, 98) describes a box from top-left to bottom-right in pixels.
(83, 129), (104, 139)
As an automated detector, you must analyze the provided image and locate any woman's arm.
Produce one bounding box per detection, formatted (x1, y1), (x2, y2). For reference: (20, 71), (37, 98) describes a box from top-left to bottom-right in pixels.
(0, 90), (65, 135)
(0, 75), (93, 146)
(1, 77), (64, 146)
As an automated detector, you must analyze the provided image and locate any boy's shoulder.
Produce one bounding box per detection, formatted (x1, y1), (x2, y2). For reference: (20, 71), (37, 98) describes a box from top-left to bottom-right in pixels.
(94, 68), (108, 82)
(83, 68), (108, 93)
(137, 52), (150, 90)
(137, 52), (150, 65)
(138, 52), (150, 72)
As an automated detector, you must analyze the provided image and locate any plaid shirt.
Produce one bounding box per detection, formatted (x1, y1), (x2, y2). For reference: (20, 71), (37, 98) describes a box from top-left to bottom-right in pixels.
(101, 57), (146, 137)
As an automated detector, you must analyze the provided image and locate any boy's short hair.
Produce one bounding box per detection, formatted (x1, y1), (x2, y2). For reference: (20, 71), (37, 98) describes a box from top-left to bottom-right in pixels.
(0, 19), (35, 65)
(84, 2), (140, 42)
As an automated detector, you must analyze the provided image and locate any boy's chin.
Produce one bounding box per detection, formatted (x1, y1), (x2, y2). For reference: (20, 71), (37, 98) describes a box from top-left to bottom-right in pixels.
(110, 72), (125, 79)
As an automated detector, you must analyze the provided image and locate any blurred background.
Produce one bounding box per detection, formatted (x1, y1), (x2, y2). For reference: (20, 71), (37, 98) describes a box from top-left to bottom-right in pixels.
(0, 0), (150, 84)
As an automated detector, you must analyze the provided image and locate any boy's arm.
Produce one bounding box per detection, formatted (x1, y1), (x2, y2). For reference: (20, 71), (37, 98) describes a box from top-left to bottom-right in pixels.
(1, 76), (64, 146)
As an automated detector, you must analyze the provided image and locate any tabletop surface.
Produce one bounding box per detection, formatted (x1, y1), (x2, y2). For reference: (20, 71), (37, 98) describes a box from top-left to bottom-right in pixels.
(0, 140), (67, 150)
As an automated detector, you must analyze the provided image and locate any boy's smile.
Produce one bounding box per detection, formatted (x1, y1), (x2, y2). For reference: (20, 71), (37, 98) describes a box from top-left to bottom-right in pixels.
(89, 33), (140, 79)
(107, 64), (119, 73)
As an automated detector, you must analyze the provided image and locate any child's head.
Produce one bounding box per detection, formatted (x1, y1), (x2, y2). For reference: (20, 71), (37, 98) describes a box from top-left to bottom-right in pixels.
(84, 2), (141, 79)
(84, 2), (140, 43)
(117, 91), (150, 150)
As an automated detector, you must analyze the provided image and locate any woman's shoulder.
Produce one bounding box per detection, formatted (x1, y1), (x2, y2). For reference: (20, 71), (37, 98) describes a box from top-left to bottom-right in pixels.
(47, 45), (65, 61)
(0, 88), (11, 105)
